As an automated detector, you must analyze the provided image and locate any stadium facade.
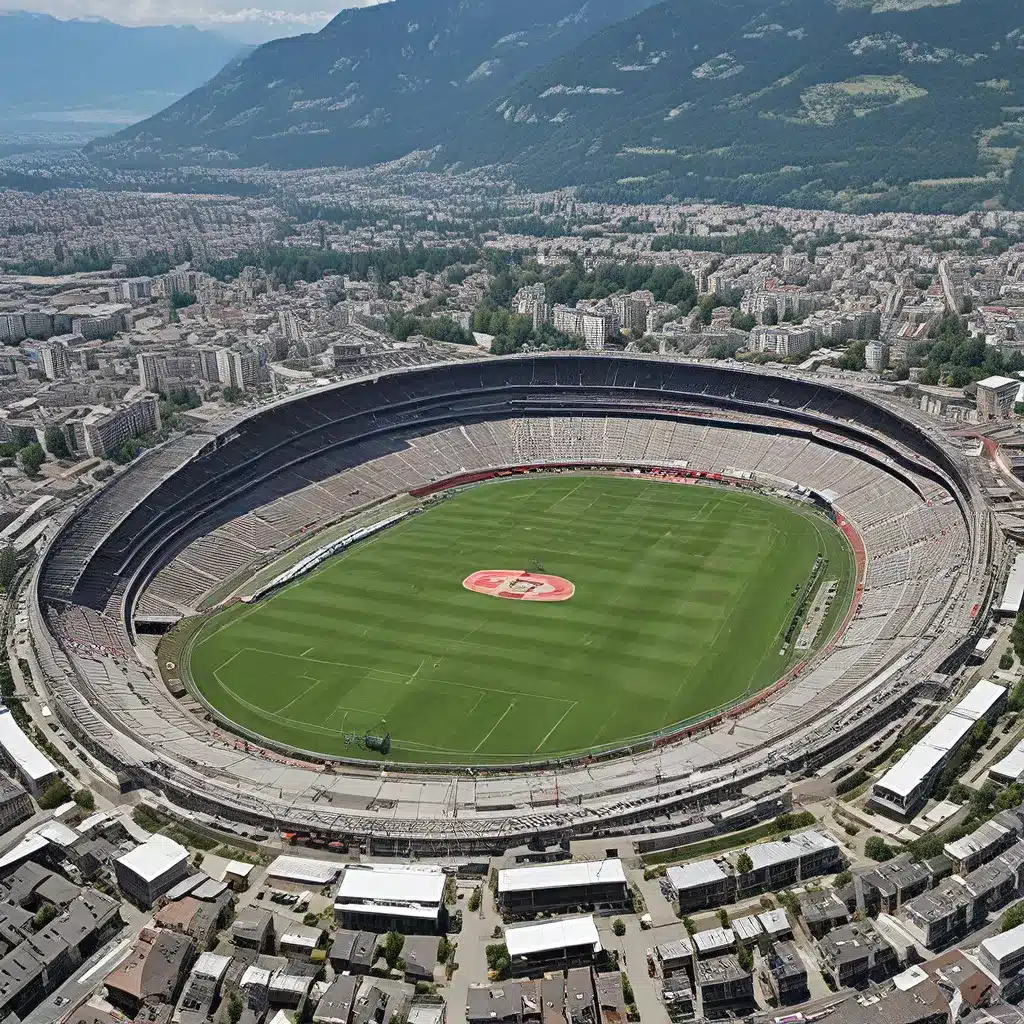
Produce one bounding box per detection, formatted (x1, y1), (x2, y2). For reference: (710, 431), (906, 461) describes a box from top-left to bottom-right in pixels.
(29, 354), (993, 853)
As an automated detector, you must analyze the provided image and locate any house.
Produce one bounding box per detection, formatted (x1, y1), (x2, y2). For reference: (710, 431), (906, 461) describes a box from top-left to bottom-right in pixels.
(664, 860), (733, 914)
(800, 890), (850, 938)
(659, 973), (694, 1022)
(693, 955), (753, 1016)
(900, 879), (974, 950)
(767, 941), (808, 1005)
(314, 975), (359, 1024)
(279, 924), (325, 960)
(855, 855), (931, 915)
(818, 922), (899, 989)
(232, 908), (275, 952)
(328, 930), (378, 975)
(400, 935), (440, 984)
(103, 927), (194, 1017)
(653, 938), (692, 977)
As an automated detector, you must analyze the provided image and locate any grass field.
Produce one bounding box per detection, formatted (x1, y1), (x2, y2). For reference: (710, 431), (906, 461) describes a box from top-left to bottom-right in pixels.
(184, 475), (855, 765)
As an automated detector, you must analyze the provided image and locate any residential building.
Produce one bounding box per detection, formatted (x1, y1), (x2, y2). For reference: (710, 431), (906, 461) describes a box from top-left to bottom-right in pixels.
(114, 835), (189, 908)
(504, 916), (602, 977)
(865, 341), (890, 372)
(497, 860), (629, 917)
(818, 922), (900, 989)
(0, 708), (58, 797)
(693, 955), (753, 1016)
(899, 878), (975, 950)
(977, 375), (1019, 420)
(748, 325), (816, 358)
(980, 920), (1024, 981)
(767, 941), (808, 1005)
(103, 927), (194, 1018)
(232, 907), (274, 951)
(334, 862), (446, 935)
(666, 860), (733, 914)
(735, 830), (844, 897)
(81, 392), (161, 459)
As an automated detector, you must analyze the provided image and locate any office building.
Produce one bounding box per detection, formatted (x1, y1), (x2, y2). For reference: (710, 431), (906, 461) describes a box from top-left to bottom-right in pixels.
(114, 835), (190, 908)
(498, 860), (629, 917)
(976, 375), (1020, 420)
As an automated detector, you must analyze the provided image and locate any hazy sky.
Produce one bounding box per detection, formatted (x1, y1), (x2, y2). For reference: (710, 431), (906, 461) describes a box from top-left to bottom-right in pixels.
(6, 0), (389, 41)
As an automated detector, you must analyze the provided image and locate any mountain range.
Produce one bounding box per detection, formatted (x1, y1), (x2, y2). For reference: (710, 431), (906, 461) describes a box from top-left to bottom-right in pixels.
(89, 0), (1024, 212)
(0, 12), (244, 140)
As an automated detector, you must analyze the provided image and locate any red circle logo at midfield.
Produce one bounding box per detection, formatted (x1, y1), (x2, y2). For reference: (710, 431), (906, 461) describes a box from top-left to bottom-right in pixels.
(462, 570), (575, 602)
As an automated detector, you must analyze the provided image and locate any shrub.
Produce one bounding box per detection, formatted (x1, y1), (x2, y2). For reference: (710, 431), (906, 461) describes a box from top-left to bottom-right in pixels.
(844, 823), (860, 836)
(1002, 903), (1024, 932)
(74, 789), (95, 811)
(682, 916), (696, 935)
(467, 886), (482, 912)
(717, 908), (730, 928)
(485, 942), (510, 979)
(38, 778), (72, 810)
(736, 853), (753, 874)
(834, 870), (853, 887)
(612, 919), (626, 937)
(1000, 652), (1015, 671)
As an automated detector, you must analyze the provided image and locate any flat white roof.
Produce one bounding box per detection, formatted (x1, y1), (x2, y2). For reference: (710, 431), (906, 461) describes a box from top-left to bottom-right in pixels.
(1002, 554), (1024, 614)
(982, 921), (1024, 961)
(499, 859), (626, 894)
(990, 738), (1024, 784)
(116, 834), (188, 882)
(925, 711), (976, 752)
(758, 908), (791, 934)
(337, 863), (445, 905)
(0, 708), (56, 782)
(875, 743), (949, 799)
(268, 855), (343, 885)
(953, 679), (1005, 722)
(36, 821), (78, 847)
(240, 966), (272, 988)
(666, 859), (727, 892)
(746, 830), (837, 871)
(78, 811), (111, 834)
(0, 833), (48, 870)
(222, 859), (256, 880)
(978, 375), (1020, 390)
(505, 915), (601, 958)
(194, 952), (231, 982)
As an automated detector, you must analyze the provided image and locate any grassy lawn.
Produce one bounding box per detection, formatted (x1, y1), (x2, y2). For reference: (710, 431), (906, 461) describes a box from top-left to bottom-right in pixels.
(185, 475), (854, 765)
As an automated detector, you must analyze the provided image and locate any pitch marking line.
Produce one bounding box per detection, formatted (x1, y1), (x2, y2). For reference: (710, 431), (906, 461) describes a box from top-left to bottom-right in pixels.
(475, 701), (516, 751)
(300, 647), (315, 658)
(235, 647), (576, 705)
(276, 675), (324, 714)
(534, 701), (578, 752)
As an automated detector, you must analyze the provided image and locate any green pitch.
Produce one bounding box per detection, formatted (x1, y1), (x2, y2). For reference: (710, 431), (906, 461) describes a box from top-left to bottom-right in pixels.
(184, 475), (855, 765)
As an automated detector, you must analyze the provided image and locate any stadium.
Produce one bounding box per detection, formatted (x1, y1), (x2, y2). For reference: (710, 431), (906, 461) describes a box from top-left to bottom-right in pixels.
(30, 354), (993, 853)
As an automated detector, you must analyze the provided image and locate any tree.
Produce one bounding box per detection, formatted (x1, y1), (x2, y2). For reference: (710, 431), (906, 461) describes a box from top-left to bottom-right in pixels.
(33, 904), (57, 930)
(222, 386), (244, 404)
(865, 836), (895, 862)
(378, 931), (405, 970)
(736, 853), (753, 874)
(43, 425), (69, 460)
(682, 917), (697, 935)
(73, 789), (95, 811)
(612, 919), (626, 937)
(1002, 902), (1024, 932)
(763, 305), (779, 326)
(485, 942), (511, 979)
(737, 944), (754, 972)
(717, 908), (730, 928)
(227, 991), (243, 1024)
(834, 870), (853, 888)
(37, 778), (72, 810)
(19, 442), (45, 476)
(1001, 652), (1015, 671)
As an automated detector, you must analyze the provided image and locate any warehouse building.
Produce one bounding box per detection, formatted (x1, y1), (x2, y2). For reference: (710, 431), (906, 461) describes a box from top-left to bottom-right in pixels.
(872, 680), (1006, 818)
(334, 863), (446, 934)
(267, 856), (344, 887)
(503, 915), (602, 977)
(497, 859), (629, 917)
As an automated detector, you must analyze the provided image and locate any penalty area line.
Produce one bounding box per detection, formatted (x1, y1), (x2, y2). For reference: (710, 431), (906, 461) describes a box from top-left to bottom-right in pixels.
(474, 701), (516, 752)
(535, 701), (577, 752)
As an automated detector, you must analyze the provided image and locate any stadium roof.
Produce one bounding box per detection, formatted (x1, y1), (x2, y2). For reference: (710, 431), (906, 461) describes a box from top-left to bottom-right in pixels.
(0, 708), (56, 782)
(498, 859), (626, 894)
(666, 859), (727, 892)
(117, 834), (188, 882)
(1002, 554), (1024, 615)
(268, 855), (343, 885)
(505, 916), (601, 958)
(337, 863), (445, 905)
